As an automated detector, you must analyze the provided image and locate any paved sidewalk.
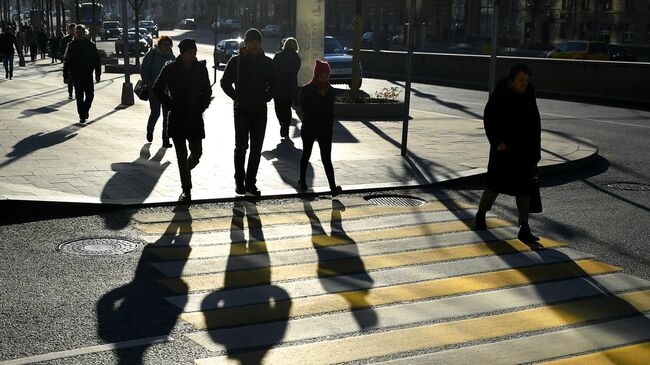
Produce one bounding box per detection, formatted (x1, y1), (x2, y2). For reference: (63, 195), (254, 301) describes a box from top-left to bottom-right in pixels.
(0, 59), (597, 205)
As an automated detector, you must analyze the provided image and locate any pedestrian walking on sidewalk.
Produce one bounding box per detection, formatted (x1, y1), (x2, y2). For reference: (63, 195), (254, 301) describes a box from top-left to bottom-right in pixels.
(59, 24), (76, 99)
(63, 24), (101, 124)
(475, 63), (542, 242)
(0, 26), (19, 79)
(24, 26), (36, 62)
(298, 59), (342, 196)
(273, 37), (301, 138)
(153, 39), (212, 202)
(37, 29), (47, 60)
(221, 28), (277, 196)
(141, 35), (175, 148)
(48, 32), (60, 64)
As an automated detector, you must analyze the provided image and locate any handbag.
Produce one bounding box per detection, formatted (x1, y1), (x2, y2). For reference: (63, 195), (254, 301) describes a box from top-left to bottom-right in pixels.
(134, 80), (149, 101)
(529, 175), (542, 213)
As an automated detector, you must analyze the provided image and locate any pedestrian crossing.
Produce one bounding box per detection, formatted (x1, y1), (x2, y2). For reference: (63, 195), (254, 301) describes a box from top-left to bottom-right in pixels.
(132, 195), (650, 364)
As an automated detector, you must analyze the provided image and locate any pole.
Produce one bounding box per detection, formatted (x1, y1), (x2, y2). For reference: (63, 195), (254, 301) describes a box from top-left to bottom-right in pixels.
(400, 0), (416, 157)
(120, 0), (133, 105)
(488, 2), (498, 94)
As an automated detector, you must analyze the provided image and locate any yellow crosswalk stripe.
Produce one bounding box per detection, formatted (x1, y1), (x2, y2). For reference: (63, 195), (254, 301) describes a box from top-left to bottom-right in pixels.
(159, 237), (566, 293)
(194, 290), (650, 365)
(147, 218), (513, 260)
(180, 259), (619, 330)
(134, 200), (473, 234)
(537, 342), (650, 365)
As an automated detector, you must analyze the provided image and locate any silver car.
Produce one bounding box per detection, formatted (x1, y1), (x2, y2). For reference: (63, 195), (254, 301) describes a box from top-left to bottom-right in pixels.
(214, 38), (244, 66)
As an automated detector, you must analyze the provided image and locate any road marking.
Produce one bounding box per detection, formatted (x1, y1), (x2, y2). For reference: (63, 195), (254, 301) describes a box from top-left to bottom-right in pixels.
(179, 259), (618, 329)
(412, 108), (483, 121)
(0, 336), (172, 365)
(541, 112), (650, 129)
(537, 341), (650, 365)
(194, 290), (650, 364)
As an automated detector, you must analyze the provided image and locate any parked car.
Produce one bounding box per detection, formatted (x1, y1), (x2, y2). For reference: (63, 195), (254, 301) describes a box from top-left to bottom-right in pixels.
(139, 20), (159, 37)
(391, 33), (404, 45)
(100, 21), (122, 41)
(211, 19), (229, 33)
(114, 33), (150, 55)
(224, 19), (241, 30)
(261, 24), (281, 38)
(129, 28), (153, 47)
(546, 40), (609, 60)
(214, 38), (244, 66)
(608, 44), (636, 61)
(178, 18), (196, 30)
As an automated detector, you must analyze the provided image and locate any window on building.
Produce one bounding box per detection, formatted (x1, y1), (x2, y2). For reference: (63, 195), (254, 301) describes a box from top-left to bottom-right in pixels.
(451, 0), (466, 35)
(561, 0), (569, 9)
(603, 0), (612, 10)
(580, 22), (591, 39)
(524, 22), (533, 42)
(480, 0), (494, 37)
(559, 22), (567, 38)
(600, 25), (611, 42)
(623, 24), (634, 42)
(625, 0), (635, 10)
(582, 0), (591, 10)
(647, 24), (650, 42)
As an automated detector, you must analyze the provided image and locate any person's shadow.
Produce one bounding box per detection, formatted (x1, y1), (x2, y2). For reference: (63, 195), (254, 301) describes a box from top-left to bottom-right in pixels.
(304, 199), (378, 330)
(101, 143), (170, 230)
(202, 200), (291, 364)
(96, 206), (192, 364)
(262, 138), (313, 192)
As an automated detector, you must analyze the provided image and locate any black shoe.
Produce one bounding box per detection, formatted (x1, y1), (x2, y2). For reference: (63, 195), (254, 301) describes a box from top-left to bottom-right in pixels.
(178, 192), (191, 202)
(280, 123), (289, 138)
(162, 141), (172, 148)
(330, 186), (342, 197)
(68, 94), (73, 100)
(475, 211), (487, 230)
(79, 118), (86, 124)
(235, 182), (246, 195)
(518, 223), (540, 242)
(245, 184), (261, 197)
(298, 179), (308, 191)
(146, 132), (153, 143)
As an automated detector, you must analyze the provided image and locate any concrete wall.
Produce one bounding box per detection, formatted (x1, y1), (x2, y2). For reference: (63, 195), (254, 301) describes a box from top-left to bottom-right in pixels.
(361, 50), (650, 104)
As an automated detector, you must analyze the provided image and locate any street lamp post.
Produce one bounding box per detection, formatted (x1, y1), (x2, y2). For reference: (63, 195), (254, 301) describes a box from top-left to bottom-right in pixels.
(120, 0), (134, 105)
(401, 0), (418, 157)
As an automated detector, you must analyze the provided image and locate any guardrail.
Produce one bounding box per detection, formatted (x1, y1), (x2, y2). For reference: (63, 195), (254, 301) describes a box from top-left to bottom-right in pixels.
(360, 50), (650, 104)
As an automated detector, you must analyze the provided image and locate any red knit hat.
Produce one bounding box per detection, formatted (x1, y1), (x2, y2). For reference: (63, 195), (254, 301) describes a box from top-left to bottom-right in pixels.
(313, 59), (330, 77)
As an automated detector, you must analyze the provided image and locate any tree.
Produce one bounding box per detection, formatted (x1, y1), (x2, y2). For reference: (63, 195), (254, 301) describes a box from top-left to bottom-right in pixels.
(350, 0), (362, 100)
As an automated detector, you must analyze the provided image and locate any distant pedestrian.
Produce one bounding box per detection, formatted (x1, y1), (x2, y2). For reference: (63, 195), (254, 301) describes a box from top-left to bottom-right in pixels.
(141, 35), (175, 148)
(221, 28), (277, 196)
(48, 33), (60, 63)
(37, 29), (48, 59)
(63, 24), (101, 123)
(273, 37), (301, 138)
(298, 59), (342, 196)
(153, 38), (212, 202)
(0, 26), (19, 79)
(24, 26), (36, 62)
(59, 24), (76, 99)
(475, 63), (541, 242)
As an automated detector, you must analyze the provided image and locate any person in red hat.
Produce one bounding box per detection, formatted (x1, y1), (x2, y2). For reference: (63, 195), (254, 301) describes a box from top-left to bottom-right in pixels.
(298, 59), (342, 196)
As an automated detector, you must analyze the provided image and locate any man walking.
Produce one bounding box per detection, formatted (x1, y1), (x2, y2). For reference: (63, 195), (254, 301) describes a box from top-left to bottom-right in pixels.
(63, 24), (101, 123)
(153, 39), (212, 202)
(59, 24), (76, 99)
(221, 28), (277, 196)
(0, 26), (19, 79)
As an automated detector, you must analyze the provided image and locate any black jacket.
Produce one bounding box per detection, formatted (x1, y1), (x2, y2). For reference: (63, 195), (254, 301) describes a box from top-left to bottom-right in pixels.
(220, 48), (277, 117)
(59, 34), (73, 59)
(63, 38), (101, 80)
(0, 32), (18, 55)
(299, 83), (335, 137)
(273, 49), (301, 100)
(483, 77), (541, 196)
(153, 57), (212, 140)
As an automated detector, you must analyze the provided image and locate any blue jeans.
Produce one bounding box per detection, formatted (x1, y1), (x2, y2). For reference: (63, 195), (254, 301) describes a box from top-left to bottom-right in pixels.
(147, 94), (169, 142)
(2, 53), (13, 78)
(234, 112), (267, 186)
(74, 76), (94, 119)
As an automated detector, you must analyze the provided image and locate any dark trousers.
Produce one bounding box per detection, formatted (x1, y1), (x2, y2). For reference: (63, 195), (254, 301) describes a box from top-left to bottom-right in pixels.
(147, 95), (169, 142)
(478, 189), (530, 225)
(2, 54), (13, 78)
(234, 113), (267, 186)
(73, 76), (94, 118)
(67, 79), (74, 97)
(172, 138), (202, 193)
(274, 98), (293, 126)
(300, 132), (336, 188)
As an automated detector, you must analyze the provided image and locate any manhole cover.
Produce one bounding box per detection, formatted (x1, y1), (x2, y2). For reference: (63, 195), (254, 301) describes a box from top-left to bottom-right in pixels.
(58, 238), (141, 256)
(605, 182), (650, 191)
(365, 195), (428, 207)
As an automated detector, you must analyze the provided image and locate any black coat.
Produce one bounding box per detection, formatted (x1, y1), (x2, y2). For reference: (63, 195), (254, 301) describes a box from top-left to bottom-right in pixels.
(484, 77), (541, 196)
(153, 57), (212, 140)
(273, 49), (301, 100)
(62, 38), (101, 80)
(299, 83), (335, 137)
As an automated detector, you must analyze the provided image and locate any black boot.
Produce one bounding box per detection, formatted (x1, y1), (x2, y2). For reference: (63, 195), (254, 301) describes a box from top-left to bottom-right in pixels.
(475, 210), (486, 230)
(518, 223), (539, 242)
(298, 179), (308, 191)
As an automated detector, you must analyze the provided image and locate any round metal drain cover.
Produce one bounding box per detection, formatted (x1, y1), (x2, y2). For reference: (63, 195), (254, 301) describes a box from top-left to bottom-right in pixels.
(365, 195), (428, 207)
(58, 238), (140, 256)
(605, 182), (650, 191)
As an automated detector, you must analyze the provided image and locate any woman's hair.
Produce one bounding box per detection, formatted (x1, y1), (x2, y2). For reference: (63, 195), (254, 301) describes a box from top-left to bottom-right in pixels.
(157, 35), (172, 47)
(508, 63), (532, 81)
(283, 37), (299, 52)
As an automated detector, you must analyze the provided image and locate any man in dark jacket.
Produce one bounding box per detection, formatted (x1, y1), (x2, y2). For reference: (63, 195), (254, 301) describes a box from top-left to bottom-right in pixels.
(221, 28), (277, 196)
(153, 38), (212, 202)
(0, 26), (18, 79)
(59, 24), (76, 99)
(475, 63), (542, 242)
(63, 24), (101, 123)
(273, 37), (301, 138)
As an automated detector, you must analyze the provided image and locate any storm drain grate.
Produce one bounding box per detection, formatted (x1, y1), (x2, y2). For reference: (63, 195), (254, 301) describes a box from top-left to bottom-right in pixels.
(365, 195), (428, 207)
(58, 238), (141, 256)
(605, 182), (650, 192)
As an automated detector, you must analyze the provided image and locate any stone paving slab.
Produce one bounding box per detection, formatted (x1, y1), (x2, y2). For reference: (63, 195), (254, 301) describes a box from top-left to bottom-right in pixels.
(0, 59), (597, 205)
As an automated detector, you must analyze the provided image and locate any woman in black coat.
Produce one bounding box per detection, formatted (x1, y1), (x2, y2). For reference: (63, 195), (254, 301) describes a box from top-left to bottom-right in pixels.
(273, 37), (301, 138)
(298, 59), (342, 196)
(475, 63), (541, 242)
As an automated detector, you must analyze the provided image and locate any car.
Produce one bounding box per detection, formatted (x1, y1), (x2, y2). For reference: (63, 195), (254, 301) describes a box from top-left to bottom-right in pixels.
(100, 21), (122, 41)
(139, 20), (159, 37)
(224, 19), (241, 30)
(114, 33), (150, 55)
(214, 38), (244, 66)
(546, 40), (609, 60)
(607, 44), (636, 61)
(261, 24), (281, 38)
(129, 28), (153, 47)
(211, 19), (229, 33)
(361, 32), (374, 48)
(178, 18), (196, 30)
